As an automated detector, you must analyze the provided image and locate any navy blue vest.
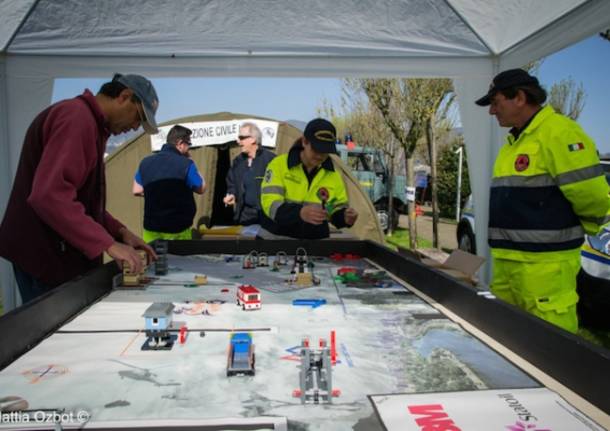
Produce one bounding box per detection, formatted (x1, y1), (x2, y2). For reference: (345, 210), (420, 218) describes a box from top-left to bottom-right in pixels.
(139, 144), (196, 233)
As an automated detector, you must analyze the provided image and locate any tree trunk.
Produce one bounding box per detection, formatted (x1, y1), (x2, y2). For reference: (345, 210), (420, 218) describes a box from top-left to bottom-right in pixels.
(406, 156), (417, 249)
(387, 141), (396, 236)
(426, 119), (439, 249)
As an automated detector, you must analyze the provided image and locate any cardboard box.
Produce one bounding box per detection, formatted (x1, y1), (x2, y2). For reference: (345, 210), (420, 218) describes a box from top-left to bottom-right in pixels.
(399, 247), (485, 286)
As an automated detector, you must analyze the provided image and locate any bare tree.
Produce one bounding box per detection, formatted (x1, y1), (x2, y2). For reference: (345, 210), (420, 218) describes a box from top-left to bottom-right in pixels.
(318, 90), (401, 234)
(407, 79), (454, 248)
(321, 78), (454, 248)
(347, 78), (454, 249)
(548, 77), (586, 120)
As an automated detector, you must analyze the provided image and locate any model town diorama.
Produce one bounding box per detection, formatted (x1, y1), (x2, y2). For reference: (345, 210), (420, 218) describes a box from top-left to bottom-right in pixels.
(2, 240), (598, 431)
(123, 244), (399, 403)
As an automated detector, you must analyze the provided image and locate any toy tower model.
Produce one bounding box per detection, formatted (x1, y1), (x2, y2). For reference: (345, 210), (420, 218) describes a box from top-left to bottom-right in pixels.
(291, 247), (313, 287)
(123, 250), (148, 287)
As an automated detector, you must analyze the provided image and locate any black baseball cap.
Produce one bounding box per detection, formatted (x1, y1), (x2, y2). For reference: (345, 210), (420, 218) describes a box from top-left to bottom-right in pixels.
(304, 118), (337, 154)
(475, 69), (540, 106)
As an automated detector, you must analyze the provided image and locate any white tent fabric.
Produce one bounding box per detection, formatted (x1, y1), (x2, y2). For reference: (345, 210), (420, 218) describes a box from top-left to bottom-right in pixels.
(1, 0), (609, 311)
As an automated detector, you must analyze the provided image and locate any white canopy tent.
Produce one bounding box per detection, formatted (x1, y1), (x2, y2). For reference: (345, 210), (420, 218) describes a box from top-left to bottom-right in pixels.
(1, 0), (609, 311)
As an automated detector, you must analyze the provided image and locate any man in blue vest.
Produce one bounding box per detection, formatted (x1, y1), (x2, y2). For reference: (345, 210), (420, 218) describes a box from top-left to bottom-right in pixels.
(133, 125), (206, 242)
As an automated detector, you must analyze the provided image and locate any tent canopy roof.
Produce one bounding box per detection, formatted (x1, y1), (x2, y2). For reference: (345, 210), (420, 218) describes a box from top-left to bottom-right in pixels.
(1, 0), (604, 69)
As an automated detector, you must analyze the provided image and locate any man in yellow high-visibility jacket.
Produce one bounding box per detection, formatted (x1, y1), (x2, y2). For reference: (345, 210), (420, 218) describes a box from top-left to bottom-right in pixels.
(260, 118), (358, 239)
(476, 68), (610, 333)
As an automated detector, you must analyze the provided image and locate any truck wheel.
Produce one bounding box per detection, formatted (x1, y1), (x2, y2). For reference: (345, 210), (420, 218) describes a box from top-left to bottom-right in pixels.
(457, 223), (476, 254)
(375, 205), (399, 233)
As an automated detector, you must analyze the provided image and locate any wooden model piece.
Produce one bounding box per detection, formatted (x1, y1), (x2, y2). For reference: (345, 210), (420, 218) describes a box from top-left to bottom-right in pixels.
(123, 250), (148, 286)
(194, 274), (208, 285)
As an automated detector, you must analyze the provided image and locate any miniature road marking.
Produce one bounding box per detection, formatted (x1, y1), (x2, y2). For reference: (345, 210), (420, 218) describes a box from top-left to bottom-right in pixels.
(22, 364), (69, 384)
(340, 343), (354, 368)
(329, 267), (348, 315)
(120, 330), (142, 356)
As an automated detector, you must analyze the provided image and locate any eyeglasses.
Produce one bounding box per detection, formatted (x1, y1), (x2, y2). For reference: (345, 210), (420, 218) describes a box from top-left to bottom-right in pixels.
(238, 135), (252, 140)
(181, 139), (192, 146)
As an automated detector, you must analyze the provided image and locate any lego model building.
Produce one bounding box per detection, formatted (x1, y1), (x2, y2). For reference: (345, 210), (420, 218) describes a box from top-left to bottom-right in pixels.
(243, 250), (258, 269)
(258, 252), (269, 267)
(142, 302), (175, 350)
(194, 274), (208, 285)
(123, 250), (149, 287)
(154, 240), (168, 275)
(272, 251), (288, 271)
(289, 247), (320, 287)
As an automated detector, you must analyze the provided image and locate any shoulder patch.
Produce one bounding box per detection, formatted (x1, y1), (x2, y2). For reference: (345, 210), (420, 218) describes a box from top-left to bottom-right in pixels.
(568, 142), (585, 152)
(264, 169), (273, 183)
(514, 154), (530, 172)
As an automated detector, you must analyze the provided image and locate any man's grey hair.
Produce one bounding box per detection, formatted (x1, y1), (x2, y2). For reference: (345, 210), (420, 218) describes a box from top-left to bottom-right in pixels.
(240, 122), (262, 146)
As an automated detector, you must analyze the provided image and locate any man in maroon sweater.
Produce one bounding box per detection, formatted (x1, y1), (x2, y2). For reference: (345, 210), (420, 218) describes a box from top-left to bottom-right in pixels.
(0, 74), (159, 304)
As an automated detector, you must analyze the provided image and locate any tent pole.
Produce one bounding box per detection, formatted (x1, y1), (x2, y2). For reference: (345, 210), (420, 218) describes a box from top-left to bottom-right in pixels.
(0, 55), (17, 312)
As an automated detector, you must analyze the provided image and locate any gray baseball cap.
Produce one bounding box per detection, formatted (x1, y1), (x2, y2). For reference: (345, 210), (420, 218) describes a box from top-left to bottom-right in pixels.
(114, 73), (159, 134)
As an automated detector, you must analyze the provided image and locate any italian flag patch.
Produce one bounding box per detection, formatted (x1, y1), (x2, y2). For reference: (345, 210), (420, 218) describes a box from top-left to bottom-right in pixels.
(568, 142), (585, 152)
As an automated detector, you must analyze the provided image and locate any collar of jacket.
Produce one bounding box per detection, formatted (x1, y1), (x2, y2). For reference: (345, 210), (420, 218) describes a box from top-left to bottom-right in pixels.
(82, 89), (110, 137)
(239, 146), (264, 160)
(508, 105), (553, 143)
(287, 143), (334, 171)
(160, 143), (183, 155)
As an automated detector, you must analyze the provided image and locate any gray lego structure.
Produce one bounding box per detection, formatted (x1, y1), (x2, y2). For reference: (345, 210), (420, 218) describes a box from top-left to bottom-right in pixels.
(296, 337), (336, 404)
(154, 240), (168, 275)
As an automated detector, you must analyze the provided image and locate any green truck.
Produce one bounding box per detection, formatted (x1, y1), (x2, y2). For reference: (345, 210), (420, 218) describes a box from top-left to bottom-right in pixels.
(336, 144), (407, 231)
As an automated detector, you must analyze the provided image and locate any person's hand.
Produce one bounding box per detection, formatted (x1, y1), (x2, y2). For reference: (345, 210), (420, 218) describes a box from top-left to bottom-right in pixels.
(118, 227), (157, 263)
(106, 242), (144, 273)
(223, 194), (236, 206)
(300, 204), (327, 225)
(344, 207), (358, 226)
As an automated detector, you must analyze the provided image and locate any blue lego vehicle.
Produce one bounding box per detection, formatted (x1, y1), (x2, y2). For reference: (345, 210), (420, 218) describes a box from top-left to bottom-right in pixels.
(227, 332), (255, 376)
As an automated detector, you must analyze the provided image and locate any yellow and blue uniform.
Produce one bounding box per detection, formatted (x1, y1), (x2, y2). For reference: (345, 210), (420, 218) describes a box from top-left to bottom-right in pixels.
(260, 144), (350, 239)
(489, 105), (610, 333)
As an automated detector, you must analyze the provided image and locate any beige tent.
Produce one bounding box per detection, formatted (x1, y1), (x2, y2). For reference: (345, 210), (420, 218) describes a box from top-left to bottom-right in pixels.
(105, 112), (384, 243)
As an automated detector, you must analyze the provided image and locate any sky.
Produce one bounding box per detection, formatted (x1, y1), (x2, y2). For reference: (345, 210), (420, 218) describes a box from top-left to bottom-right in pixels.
(52, 34), (610, 153)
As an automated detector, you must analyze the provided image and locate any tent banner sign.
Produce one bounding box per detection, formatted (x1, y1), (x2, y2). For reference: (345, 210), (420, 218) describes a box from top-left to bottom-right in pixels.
(369, 387), (603, 430)
(150, 119), (279, 151)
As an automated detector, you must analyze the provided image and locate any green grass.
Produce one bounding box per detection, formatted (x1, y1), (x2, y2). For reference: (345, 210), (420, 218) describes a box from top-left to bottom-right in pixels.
(385, 228), (433, 250)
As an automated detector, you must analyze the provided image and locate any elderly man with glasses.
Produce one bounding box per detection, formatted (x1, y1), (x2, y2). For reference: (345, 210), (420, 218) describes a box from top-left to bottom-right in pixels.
(133, 124), (206, 242)
(0, 73), (159, 304)
(223, 122), (275, 226)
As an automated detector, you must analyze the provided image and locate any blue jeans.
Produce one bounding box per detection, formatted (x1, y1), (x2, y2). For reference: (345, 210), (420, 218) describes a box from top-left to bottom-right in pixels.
(13, 264), (50, 304)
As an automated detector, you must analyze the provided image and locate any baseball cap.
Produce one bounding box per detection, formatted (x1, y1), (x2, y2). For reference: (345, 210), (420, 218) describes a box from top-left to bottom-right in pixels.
(304, 118), (337, 154)
(114, 73), (159, 134)
(475, 69), (540, 106)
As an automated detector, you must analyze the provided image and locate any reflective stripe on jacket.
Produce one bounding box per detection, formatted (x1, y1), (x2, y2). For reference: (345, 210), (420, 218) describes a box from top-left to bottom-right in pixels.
(489, 105), (610, 261)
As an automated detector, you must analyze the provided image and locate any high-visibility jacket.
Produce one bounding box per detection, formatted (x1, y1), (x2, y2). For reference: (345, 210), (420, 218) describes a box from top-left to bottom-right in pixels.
(260, 145), (349, 239)
(489, 105), (610, 262)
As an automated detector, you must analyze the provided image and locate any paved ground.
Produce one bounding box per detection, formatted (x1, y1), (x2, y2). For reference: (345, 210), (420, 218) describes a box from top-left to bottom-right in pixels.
(398, 206), (458, 251)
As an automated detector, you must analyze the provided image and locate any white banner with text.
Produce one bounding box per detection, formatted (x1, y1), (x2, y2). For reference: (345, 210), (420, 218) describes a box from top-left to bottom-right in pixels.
(369, 387), (603, 431)
(150, 119), (279, 151)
